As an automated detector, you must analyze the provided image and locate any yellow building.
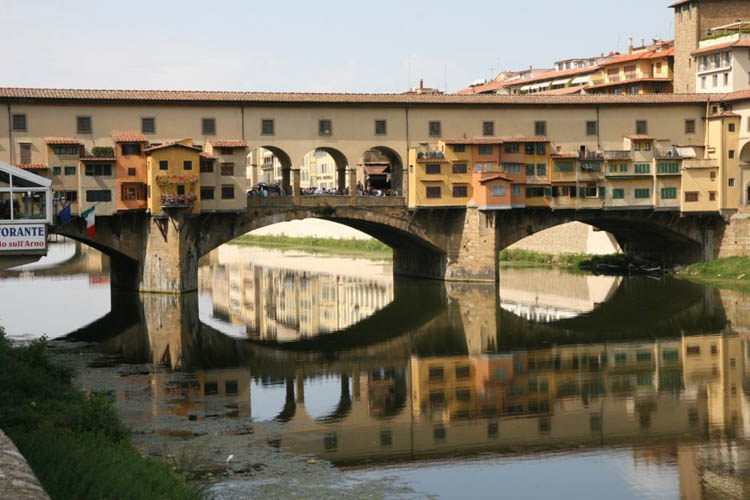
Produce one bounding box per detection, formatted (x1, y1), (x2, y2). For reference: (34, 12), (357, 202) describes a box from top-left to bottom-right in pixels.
(588, 41), (674, 95)
(145, 140), (201, 216)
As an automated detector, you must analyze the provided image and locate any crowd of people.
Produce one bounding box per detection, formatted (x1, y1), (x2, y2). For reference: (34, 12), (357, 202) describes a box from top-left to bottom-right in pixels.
(247, 181), (398, 198)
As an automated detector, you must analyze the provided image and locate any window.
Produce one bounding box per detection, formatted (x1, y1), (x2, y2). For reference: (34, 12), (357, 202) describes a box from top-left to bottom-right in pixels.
(221, 163), (234, 176)
(202, 118), (216, 135)
(643, 142), (651, 151)
(634, 142), (640, 151)
(76, 116), (92, 134)
(536, 164), (546, 176)
(536, 143), (546, 155)
(218, 147), (233, 156)
(181, 160), (192, 171)
(657, 162), (679, 174)
(478, 145), (493, 155)
(62, 191), (77, 202)
(452, 163), (467, 174)
(52, 145), (79, 156)
(710, 171), (717, 180)
(511, 185), (522, 196)
(686, 345), (700, 356)
(141, 117), (155, 134)
(491, 185), (506, 196)
(452, 144), (465, 153)
(685, 191), (699, 202)
(713, 74), (718, 87)
(425, 164), (441, 174)
(634, 188), (650, 199)
(483, 121), (494, 136)
(709, 191), (716, 201)
(121, 143), (141, 155)
(261, 119), (275, 135)
(452, 185), (468, 197)
(19, 143), (31, 164)
(221, 185), (235, 199)
(64, 166), (76, 176)
(504, 143), (520, 153)
(318, 119), (333, 136)
(12, 114), (26, 131)
(504, 164), (521, 174)
(176, 185), (185, 195)
(200, 160), (214, 173)
(663, 349), (679, 362)
(634, 163), (650, 174)
(612, 188), (625, 199)
(200, 186), (214, 200)
(661, 187), (677, 199)
(52, 166), (61, 176)
(86, 189), (111, 202)
(724, 73), (729, 86)
(701, 77), (706, 89)
(369, 118), (387, 136)
(428, 121), (441, 137)
(636, 350), (652, 362)
(380, 430), (392, 447)
(586, 120), (597, 136)
(728, 149), (736, 159)
(426, 186), (441, 198)
(729, 178), (735, 186)
(125, 168), (135, 176)
(555, 161), (573, 172)
(729, 122), (736, 133)
(159, 160), (168, 170)
(635, 120), (648, 135)
(608, 164), (617, 173)
(526, 164), (535, 176)
(525, 143), (536, 155)
(84, 164), (112, 176)
(534, 121), (547, 136)
(685, 119), (695, 134)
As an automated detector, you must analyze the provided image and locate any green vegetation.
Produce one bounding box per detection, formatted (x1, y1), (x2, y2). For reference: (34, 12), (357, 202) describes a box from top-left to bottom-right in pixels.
(499, 249), (590, 267)
(678, 257), (750, 292)
(0, 328), (203, 500)
(90, 146), (115, 157)
(231, 233), (392, 256)
(701, 30), (750, 41)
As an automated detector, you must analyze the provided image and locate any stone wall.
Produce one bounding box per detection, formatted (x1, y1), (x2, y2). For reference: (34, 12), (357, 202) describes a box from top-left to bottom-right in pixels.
(0, 429), (50, 500)
(508, 222), (619, 255)
(716, 213), (750, 258)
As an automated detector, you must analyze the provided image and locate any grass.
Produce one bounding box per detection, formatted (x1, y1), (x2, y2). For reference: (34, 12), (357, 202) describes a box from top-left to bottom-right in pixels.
(678, 257), (750, 292)
(230, 233), (392, 256)
(499, 249), (594, 268)
(0, 327), (204, 500)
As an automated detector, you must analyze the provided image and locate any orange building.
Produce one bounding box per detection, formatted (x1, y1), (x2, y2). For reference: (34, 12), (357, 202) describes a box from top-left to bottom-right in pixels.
(113, 133), (148, 212)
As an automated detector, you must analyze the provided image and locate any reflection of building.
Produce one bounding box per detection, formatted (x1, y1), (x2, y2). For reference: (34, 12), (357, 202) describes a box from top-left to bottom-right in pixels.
(199, 260), (394, 341)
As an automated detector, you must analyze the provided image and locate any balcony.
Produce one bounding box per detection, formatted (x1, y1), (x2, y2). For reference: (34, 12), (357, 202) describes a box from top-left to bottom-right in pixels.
(161, 193), (197, 208)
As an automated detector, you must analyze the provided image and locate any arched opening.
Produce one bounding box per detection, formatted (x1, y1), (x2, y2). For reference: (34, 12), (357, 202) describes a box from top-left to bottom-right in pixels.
(247, 146), (293, 195)
(507, 221), (620, 256)
(357, 146), (404, 196)
(298, 148), (340, 194)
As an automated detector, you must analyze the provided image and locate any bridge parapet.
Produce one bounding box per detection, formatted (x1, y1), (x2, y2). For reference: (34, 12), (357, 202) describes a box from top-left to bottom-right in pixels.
(246, 195), (406, 210)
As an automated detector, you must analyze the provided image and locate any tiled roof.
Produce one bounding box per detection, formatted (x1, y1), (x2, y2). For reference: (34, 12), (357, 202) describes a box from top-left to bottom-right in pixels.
(538, 85), (588, 96)
(443, 138), (505, 145)
(708, 111), (740, 118)
(624, 134), (653, 140)
(502, 136), (550, 143)
(364, 165), (389, 175)
(144, 141), (200, 153)
(0, 87), (729, 106)
(12, 163), (47, 170)
(112, 133), (147, 143)
(584, 77), (673, 90)
(692, 39), (750, 56)
(45, 138), (80, 145)
(478, 174), (512, 184)
(199, 152), (217, 160)
(80, 156), (116, 162)
(501, 65), (602, 89)
(668, 0), (690, 7)
(600, 46), (674, 66)
(210, 140), (248, 148)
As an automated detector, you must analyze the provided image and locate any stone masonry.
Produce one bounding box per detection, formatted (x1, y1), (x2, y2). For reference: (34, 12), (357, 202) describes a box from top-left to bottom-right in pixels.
(0, 429), (50, 500)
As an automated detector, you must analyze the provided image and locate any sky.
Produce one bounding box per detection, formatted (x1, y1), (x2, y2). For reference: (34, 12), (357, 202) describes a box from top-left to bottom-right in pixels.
(2, 0), (675, 93)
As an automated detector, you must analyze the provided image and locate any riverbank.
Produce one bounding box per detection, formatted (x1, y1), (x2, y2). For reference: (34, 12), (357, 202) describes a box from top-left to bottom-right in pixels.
(0, 328), (203, 500)
(229, 234), (392, 258)
(677, 257), (750, 293)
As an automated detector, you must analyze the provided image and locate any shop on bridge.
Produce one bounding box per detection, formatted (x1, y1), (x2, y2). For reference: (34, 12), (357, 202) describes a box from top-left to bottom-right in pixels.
(0, 161), (52, 269)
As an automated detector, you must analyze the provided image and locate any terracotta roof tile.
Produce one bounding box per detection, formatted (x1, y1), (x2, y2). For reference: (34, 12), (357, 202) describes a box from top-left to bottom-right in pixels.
(500, 65), (602, 89)
(600, 46), (673, 67)
(0, 87), (727, 106)
(585, 77), (673, 90)
(112, 133), (147, 143)
(210, 140), (247, 148)
(199, 152), (217, 160)
(478, 174), (513, 184)
(537, 85), (588, 95)
(624, 134), (653, 140)
(443, 138), (505, 145)
(708, 111), (740, 118)
(692, 39), (750, 56)
(144, 141), (201, 153)
(12, 163), (47, 170)
(502, 136), (550, 143)
(45, 138), (80, 145)
(364, 165), (389, 175)
(80, 156), (116, 162)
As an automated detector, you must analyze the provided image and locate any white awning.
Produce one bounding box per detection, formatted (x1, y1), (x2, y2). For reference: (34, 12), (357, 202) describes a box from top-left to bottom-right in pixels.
(520, 85), (531, 91)
(552, 78), (571, 86)
(539, 82), (551, 88)
(529, 84), (541, 90)
(571, 75), (590, 85)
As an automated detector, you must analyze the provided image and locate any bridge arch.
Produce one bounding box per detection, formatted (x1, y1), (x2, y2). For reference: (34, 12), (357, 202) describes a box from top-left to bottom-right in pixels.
(358, 146), (404, 195)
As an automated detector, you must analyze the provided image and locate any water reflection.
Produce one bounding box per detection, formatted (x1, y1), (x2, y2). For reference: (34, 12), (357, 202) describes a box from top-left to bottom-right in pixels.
(9, 243), (750, 498)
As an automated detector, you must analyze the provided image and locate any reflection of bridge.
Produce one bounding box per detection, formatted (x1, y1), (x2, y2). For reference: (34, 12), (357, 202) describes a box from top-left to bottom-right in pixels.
(61, 283), (750, 496)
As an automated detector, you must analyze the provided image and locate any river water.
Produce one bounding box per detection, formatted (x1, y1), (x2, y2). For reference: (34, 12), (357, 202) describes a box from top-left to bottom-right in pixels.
(2, 240), (750, 499)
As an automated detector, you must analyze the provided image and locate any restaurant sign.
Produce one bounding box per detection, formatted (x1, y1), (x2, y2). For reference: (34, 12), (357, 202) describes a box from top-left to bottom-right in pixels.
(0, 224), (47, 251)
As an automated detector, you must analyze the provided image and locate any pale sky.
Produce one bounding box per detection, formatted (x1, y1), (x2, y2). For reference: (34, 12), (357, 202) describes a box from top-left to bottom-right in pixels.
(2, 0), (674, 93)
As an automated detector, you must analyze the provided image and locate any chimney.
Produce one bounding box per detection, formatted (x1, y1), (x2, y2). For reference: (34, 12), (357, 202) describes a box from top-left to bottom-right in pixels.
(628, 38), (633, 54)
(419, 78), (423, 89)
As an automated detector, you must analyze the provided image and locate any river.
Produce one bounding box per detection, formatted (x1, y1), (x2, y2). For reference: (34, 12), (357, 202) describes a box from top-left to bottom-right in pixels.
(2, 240), (750, 499)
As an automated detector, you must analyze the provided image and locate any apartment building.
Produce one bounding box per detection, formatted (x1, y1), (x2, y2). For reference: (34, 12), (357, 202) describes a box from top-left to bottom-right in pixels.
(587, 41), (675, 95)
(693, 27), (750, 93)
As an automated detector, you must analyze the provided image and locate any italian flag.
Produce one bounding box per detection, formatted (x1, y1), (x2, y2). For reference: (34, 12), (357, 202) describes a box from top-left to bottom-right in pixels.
(82, 205), (96, 238)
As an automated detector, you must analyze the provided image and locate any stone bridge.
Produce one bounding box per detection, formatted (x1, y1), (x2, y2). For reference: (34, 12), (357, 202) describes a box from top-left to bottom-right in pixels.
(51, 195), (748, 293)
